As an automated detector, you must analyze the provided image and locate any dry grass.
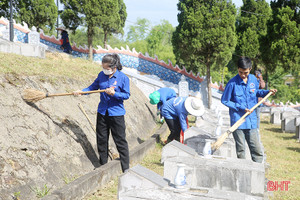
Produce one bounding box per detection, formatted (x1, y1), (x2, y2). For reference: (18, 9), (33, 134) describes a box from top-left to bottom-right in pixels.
(260, 115), (300, 200)
(0, 51), (101, 81)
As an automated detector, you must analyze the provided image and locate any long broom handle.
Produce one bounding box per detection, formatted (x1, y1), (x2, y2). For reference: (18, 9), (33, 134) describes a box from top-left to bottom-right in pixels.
(78, 103), (96, 133)
(212, 91), (273, 151)
(77, 103), (114, 160)
(46, 89), (106, 97)
(227, 91), (273, 133)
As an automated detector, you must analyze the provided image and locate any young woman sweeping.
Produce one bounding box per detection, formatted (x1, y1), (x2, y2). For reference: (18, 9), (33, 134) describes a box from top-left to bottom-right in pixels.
(73, 53), (130, 173)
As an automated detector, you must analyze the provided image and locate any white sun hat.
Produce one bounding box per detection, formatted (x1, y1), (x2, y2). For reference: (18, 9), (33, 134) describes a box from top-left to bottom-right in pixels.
(184, 97), (205, 117)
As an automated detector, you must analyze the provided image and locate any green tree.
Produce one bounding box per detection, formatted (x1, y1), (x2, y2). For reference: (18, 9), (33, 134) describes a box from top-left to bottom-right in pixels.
(236, 0), (272, 67)
(267, 67), (300, 103)
(126, 18), (151, 42)
(101, 0), (127, 48)
(261, 1), (300, 86)
(127, 40), (148, 55)
(0, 0), (57, 31)
(172, 0), (237, 108)
(18, 0), (57, 31)
(60, 0), (126, 60)
(146, 20), (175, 64)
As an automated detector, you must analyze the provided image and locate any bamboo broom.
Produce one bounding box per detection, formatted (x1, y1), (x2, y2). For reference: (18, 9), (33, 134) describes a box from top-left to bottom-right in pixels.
(22, 88), (105, 103)
(211, 91), (273, 152)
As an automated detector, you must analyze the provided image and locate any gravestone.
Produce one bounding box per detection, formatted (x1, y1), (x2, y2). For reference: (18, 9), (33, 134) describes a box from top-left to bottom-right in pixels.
(296, 125), (300, 142)
(28, 26), (40, 45)
(295, 117), (300, 142)
(200, 77), (208, 108)
(270, 107), (282, 125)
(2, 25), (10, 41)
(281, 112), (300, 133)
(184, 127), (237, 158)
(164, 156), (265, 197)
(118, 165), (263, 200)
(178, 75), (189, 97)
(118, 164), (169, 199)
(161, 140), (198, 164)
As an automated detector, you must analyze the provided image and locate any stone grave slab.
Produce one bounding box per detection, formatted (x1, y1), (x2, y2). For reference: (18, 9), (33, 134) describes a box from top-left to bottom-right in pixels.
(118, 164), (169, 198)
(119, 187), (263, 200)
(161, 140), (198, 163)
(184, 127), (250, 159)
(163, 156), (265, 197)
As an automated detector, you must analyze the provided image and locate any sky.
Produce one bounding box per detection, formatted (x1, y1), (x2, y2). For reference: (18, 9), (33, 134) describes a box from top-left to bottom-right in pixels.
(123, 0), (271, 32)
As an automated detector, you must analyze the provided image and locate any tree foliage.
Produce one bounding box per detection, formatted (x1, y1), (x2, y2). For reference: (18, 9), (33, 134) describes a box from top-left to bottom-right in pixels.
(0, 0), (57, 31)
(126, 18), (151, 42)
(236, 0), (272, 66)
(260, 0), (299, 89)
(146, 20), (175, 64)
(267, 67), (300, 103)
(60, 0), (127, 59)
(172, 0), (237, 108)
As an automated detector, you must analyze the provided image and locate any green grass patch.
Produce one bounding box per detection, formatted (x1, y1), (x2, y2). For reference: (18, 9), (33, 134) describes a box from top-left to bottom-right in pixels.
(260, 115), (300, 200)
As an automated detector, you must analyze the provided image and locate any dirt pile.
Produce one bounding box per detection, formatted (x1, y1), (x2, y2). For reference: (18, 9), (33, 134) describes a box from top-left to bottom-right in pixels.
(0, 73), (157, 200)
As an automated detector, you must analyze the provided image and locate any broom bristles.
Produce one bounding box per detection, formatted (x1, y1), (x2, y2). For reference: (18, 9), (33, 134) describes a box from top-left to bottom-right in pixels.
(22, 88), (46, 103)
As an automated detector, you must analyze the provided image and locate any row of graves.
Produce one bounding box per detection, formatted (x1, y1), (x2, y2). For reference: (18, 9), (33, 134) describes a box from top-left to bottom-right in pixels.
(117, 105), (270, 200)
(267, 106), (300, 141)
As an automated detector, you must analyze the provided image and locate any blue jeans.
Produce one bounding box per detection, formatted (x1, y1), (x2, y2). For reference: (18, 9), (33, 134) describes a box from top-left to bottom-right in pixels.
(256, 107), (261, 128)
(233, 129), (263, 163)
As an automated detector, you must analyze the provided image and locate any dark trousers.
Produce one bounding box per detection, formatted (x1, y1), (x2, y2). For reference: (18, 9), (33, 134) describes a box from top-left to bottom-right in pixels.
(165, 118), (182, 142)
(96, 112), (129, 172)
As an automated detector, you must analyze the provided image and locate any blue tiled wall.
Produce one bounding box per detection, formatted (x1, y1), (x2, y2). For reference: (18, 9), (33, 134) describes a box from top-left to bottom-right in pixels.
(3, 24), (225, 93)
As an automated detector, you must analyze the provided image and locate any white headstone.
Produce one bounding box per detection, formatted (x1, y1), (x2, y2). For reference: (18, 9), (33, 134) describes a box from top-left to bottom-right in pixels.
(28, 26), (40, 45)
(2, 25), (10, 40)
(178, 75), (189, 97)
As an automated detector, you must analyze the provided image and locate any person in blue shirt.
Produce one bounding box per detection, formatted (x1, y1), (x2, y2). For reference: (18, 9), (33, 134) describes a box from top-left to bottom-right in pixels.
(221, 57), (277, 163)
(73, 53), (130, 172)
(161, 96), (205, 143)
(56, 27), (72, 54)
(149, 87), (177, 119)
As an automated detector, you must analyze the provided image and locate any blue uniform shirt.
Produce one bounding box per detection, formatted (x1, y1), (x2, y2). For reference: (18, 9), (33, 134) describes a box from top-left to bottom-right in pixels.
(157, 88), (176, 111)
(221, 74), (269, 129)
(161, 97), (189, 132)
(61, 31), (72, 53)
(83, 70), (130, 116)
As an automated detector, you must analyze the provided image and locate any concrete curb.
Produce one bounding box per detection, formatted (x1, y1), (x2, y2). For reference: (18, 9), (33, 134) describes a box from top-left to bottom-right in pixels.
(42, 123), (168, 200)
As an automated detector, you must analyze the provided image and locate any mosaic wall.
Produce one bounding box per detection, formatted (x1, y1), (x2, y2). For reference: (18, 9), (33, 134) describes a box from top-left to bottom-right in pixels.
(0, 17), (224, 93)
